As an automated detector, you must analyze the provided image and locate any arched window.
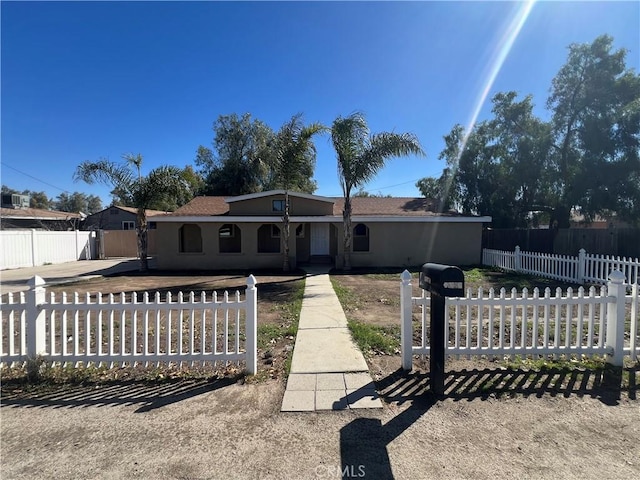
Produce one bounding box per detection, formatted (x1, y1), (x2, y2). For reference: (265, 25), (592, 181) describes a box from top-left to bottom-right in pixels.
(353, 223), (369, 252)
(179, 224), (202, 253)
(258, 224), (280, 253)
(219, 224), (241, 253)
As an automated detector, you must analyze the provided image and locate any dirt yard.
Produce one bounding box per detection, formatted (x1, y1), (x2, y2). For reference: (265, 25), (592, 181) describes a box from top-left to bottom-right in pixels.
(2, 268), (639, 479)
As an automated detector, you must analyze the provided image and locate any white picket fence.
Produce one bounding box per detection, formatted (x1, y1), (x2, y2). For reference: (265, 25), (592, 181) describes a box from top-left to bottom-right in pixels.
(0, 230), (95, 270)
(482, 246), (639, 286)
(400, 270), (639, 370)
(0, 275), (258, 374)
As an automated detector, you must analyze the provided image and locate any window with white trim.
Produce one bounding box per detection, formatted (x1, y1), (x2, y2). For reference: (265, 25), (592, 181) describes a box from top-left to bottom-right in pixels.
(122, 221), (135, 230)
(272, 199), (285, 212)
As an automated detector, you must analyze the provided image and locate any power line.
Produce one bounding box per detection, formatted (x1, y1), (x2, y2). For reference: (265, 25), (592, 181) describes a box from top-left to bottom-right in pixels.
(324, 177), (425, 197)
(1, 162), (71, 193)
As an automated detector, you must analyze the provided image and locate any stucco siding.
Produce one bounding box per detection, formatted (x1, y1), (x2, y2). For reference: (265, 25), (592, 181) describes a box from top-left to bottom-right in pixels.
(156, 220), (484, 270)
(156, 222), (284, 270)
(349, 222), (482, 267)
(228, 195), (333, 216)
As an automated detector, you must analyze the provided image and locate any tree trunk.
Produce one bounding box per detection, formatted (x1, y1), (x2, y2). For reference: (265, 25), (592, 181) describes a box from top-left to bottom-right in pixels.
(283, 191), (290, 272)
(136, 208), (149, 272)
(343, 196), (352, 271)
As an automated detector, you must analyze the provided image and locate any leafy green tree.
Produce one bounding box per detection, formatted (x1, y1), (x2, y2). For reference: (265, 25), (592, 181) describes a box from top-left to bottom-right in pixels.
(55, 192), (103, 214)
(331, 112), (424, 269)
(489, 92), (553, 226)
(196, 113), (275, 195)
(547, 34), (640, 226)
(415, 170), (455, 211)
(1, 185), (19, 195)
(272, 114), (325, 271)
(27, 191), (52, 210)
(74, 154), (192, 271)
(420, 35), (640, 228)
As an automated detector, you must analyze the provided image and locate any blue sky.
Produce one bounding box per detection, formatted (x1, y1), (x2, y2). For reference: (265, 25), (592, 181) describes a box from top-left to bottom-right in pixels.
(2, 1), (638, 206)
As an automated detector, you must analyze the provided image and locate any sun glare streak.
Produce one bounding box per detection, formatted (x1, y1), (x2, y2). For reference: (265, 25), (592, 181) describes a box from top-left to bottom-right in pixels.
(426, 0), (536, 261)
(460, 0), (536, 155)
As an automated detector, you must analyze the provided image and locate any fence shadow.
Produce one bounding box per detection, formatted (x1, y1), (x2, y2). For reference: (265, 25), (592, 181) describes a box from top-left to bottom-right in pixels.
(0, 375), (239, 413)
(339, 364), (636, 479)
(377, 365), (636, 406)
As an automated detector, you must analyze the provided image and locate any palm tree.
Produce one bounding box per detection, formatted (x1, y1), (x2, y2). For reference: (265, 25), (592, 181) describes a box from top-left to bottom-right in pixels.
(331, 113), (424, 270)
(273, 114), (325, 271)
(74, 154), (191, 271)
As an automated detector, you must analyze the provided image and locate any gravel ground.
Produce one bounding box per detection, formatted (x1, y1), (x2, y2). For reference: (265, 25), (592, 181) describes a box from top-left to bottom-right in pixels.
(2, 366), (638, 480)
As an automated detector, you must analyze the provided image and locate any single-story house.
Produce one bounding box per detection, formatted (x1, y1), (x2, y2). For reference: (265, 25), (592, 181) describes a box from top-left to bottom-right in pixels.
(83, 205), (168, 231)
(0, 207), (83, 230)
(152, 190), (491, 270)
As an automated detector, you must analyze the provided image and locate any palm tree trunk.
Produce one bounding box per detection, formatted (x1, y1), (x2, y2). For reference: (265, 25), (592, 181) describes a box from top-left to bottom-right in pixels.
(136, 208), (149, 272)
(343, 196), (352, 270)
(283, 190), (290, 272)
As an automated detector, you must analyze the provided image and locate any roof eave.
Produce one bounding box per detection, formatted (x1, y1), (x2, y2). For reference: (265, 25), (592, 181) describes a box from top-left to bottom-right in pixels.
(224, 190), (335, 204)
(153, 215), (492, 223)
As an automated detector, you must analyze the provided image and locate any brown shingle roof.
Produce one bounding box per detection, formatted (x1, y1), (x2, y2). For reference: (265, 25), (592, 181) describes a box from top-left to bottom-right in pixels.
(165, 197), (230, 216)
(332, 197), (441, 216)
(0, 207), (82, 220)
(164, 195), (448, 217)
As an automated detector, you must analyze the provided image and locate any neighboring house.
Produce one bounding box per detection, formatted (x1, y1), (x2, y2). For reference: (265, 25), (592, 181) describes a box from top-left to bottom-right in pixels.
(83, 205), (168, 231)
(153, 190), (491, 270)
(569, 210), (629, 229)
(0, 207), (82, 230)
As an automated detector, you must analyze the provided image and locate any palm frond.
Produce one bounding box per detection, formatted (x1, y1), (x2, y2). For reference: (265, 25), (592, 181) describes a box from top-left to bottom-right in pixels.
(354, 132), (424, 186)
(134, 166), (190, 209)
(331, 113), (371, 196)
(73, 158), (135, 193)
(273, 114), (325, 191)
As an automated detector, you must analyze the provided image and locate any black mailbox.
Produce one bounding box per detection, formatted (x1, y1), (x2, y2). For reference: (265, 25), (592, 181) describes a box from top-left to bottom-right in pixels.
(419, 263), (465, 297)
(419, 263), (465, 397)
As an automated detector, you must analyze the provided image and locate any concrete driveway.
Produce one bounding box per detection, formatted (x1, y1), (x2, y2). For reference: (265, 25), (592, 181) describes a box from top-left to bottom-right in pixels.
(0, 258), (148, 294)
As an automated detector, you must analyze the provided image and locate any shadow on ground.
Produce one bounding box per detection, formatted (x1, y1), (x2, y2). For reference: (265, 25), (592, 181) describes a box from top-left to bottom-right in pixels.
(339, 364), (638, 480)
(0, 376), (240, 413)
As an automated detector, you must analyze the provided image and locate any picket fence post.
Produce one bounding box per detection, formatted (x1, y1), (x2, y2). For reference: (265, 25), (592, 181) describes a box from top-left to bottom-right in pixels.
(30, 229), (37, 267)
(26, 275), (47, 358)
(578, 248), (586, 284)
(605, 270), (626, 367)
(400, 270), (413, 371)
(245, 274), (258, 375)
(514, 246), (521, 272)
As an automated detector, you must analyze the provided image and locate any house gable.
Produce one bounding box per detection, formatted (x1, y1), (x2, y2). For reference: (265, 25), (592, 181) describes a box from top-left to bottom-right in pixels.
(227, 191), (335, 216)
(226, 191), (333, 217)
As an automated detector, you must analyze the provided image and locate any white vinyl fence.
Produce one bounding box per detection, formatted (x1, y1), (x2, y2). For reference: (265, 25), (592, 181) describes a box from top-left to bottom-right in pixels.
(0, 230), (95, 270)
(482, 246), (639, 286)
(0, 275), (258, 374)
(400, 270), (639, 370)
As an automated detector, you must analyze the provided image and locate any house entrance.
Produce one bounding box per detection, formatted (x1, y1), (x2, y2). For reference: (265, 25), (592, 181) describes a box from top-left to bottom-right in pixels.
(310, 223), (330, 255)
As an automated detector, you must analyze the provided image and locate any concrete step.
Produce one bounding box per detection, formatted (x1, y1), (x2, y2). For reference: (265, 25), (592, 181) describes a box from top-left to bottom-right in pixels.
(307, 255), (333, 265)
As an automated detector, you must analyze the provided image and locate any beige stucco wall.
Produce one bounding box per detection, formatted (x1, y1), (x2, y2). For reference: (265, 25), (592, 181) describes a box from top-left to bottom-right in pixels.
(345, 221), (483, 267)
(155, 222), (285, 270)
(155, 220), (484, 271)
(228, 195), (334, 216)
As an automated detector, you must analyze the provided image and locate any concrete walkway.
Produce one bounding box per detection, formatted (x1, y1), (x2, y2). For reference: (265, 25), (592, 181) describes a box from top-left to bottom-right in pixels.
(281, 267), (382, 412)
(0, 258), (145, 294)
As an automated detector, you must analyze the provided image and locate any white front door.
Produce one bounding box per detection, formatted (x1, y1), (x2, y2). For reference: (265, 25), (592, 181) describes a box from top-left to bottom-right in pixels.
(310, 223), (330, 255)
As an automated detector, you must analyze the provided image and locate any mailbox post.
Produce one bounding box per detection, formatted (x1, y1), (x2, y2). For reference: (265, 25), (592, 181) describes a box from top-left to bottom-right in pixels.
(419, 263), (464, 396)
